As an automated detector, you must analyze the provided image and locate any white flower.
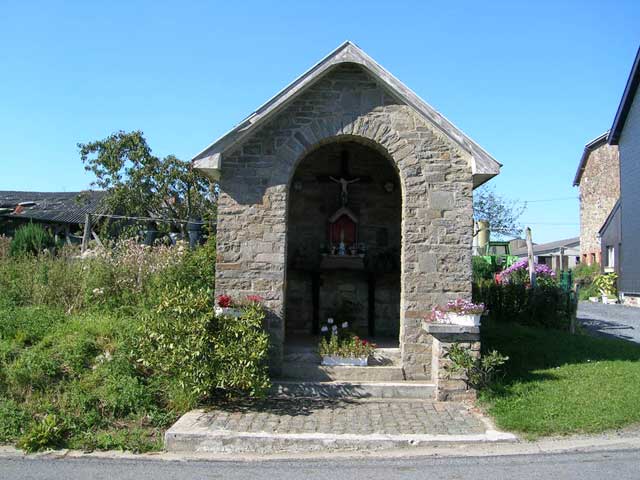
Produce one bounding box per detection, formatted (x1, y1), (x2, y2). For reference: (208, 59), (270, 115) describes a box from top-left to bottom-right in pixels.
(332, 325), (338, 332)
(341, 322), (349, 328)
(320, 326), (328, 333)
(327, 318), (334, 324)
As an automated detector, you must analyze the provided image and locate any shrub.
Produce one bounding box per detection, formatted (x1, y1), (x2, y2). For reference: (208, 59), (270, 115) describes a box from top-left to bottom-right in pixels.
(0, 235), (10, 259)
(472, 256), (497, 283)
(499, 258), (557, 287)
(136, 284), (270, 401)
(9, 223), (55, 257)
(574, 262), (600, 284)
(473, 282), (576, 330)
(574, 262), (601, 300)
(445, 344), (508, 390)
(17, 414), (66, 453)
(593, 273), (618, 297)
(0, 400), (29, 442)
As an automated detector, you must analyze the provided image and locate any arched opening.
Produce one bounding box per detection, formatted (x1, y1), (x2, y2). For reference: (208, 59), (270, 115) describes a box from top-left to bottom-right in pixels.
(285, 138), (402, 348)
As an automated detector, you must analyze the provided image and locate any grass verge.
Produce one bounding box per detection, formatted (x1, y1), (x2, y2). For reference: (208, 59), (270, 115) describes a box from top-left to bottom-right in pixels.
(481, 320), (640, 438)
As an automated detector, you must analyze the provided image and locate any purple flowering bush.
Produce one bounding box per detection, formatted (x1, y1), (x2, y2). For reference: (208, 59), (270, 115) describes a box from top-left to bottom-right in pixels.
(499, 259), (557, 287)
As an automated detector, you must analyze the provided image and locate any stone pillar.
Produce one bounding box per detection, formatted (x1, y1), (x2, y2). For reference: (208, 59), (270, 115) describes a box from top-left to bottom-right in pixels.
(424, 324), (480, 401)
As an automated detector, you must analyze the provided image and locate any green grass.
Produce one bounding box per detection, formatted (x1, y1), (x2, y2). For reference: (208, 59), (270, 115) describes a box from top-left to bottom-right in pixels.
(481, 321), (640, 438)
(0, 305), (181, 452)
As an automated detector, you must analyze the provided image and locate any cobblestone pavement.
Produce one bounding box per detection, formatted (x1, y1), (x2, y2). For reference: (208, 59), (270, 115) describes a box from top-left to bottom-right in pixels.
(577, 301), (640, 344)
(198, 399), (486, 436)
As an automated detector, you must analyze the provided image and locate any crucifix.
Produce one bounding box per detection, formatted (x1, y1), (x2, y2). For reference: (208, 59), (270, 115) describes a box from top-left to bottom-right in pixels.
(316, 150), (371, 206)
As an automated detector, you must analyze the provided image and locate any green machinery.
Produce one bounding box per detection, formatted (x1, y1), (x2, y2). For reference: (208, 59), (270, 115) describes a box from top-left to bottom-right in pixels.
(477, 241), (519, 271)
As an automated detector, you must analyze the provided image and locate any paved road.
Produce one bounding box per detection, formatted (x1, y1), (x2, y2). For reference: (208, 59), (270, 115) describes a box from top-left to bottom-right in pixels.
(2, 450), (640, 480)
(577, 301), (640, 343)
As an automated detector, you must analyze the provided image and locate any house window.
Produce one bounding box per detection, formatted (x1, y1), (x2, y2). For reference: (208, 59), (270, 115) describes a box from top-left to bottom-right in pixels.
(607, 246), (615, 269)
(591, 253), (596, 265)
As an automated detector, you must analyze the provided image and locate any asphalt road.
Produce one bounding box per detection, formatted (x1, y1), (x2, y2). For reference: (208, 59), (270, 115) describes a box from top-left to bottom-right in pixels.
(577, 301), (640, 343)
(2, 449), (640, 480)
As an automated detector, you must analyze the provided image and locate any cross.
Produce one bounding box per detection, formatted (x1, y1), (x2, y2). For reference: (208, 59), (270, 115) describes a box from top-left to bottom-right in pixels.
(316, 150), (371, 206)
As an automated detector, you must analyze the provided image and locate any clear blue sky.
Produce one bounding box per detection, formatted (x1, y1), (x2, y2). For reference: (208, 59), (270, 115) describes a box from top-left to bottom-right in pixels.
(1, 0), (638, 243)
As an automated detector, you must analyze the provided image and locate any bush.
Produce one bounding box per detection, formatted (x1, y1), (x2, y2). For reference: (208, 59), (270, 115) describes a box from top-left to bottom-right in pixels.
(499, 258), (558, 287)
(9, 223), (55, 257)
(472, 257), (498, 283)
(136, 284), (270, 401)
(445, 344), (508, 390)
(473, 282), (576, 330)
(17, 414), (66, 453)
(574, 262), (601, 300)
(0, 235), (271, 453)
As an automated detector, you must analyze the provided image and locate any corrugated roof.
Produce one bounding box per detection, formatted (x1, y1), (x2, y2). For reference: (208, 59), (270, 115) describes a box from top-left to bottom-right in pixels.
(512, 237), (580, 257)
(0, 190), (107, 225)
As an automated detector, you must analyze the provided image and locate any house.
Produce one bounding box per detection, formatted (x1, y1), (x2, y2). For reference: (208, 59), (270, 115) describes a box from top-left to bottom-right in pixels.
(573, 133), (619, 266)
(599, 199), (620, 275)
(192, 42), (501, 398)
(512, 237), (580, 271)
(606, 45), (640, 305)
(0, 190), (106, 242)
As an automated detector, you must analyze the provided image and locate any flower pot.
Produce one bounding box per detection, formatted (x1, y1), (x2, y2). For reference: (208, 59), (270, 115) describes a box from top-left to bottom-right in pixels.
(321, 355), (368, 366)
(445, 312), (482, 327)
(214, 306), (242, 318)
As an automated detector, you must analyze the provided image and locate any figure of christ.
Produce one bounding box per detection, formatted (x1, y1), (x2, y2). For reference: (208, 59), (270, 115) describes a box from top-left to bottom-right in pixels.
(329, 175), (360, 206)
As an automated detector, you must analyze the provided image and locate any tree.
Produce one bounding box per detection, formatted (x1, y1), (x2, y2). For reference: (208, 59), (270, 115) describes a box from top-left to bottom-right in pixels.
(78, 130), (215, 234)
(473, 185), (525, 238)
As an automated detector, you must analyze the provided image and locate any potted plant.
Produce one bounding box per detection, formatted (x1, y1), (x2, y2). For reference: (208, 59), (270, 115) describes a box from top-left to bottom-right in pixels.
(594, 273), (618, 304)
(318, 318), (375, 366)
(214, 294), (243, 318)
(426, 299), (486, 327)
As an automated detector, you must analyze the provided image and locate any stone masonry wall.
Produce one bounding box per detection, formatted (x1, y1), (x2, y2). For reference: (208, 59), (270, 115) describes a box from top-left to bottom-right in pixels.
(579, 143), (619, 263)
(215, 63), (474, 379)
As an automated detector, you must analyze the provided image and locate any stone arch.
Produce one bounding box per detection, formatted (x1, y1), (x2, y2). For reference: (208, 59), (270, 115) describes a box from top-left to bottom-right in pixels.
(272, 115), (416, 188)
(281, 125), (411, 357)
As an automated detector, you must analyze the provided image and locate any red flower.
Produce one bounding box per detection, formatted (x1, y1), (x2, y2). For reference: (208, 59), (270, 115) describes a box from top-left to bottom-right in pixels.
(217, 294), (233, 308)
(246, 295), (264, 304)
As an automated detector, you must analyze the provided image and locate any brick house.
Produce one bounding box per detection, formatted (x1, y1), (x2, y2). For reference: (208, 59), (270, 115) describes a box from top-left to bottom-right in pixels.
(573, 133), (619, 266)
(607, 45), (640, 304)
(192, 42), (500, 396)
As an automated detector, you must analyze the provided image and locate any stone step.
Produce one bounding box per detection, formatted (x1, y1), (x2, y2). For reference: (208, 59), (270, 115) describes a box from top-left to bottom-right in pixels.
(280, 362), (405, 381)
(370, 347), (401, 366)
(165, 406), (518, 454)
(271, 380), (435, 399)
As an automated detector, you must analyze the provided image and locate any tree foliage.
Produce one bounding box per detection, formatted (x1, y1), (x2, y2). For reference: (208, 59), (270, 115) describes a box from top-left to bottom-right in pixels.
(78, 131), (215, 231)
(473, 185), (525, 238)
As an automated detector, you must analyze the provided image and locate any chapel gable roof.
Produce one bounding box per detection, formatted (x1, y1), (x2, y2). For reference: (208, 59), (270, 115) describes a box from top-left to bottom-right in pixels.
(193, 41), (501, 187)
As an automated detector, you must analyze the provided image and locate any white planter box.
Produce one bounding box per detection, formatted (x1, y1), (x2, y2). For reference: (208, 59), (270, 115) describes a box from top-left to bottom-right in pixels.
(445, 312), (482, 327)
(589, 296), (600, 303)
(214, 306), (243, 318)
(321, 355), (368, 366)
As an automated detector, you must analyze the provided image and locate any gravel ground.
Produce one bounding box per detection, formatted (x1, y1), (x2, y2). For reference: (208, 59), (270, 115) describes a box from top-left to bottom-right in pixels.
(577, 301), (640, 344)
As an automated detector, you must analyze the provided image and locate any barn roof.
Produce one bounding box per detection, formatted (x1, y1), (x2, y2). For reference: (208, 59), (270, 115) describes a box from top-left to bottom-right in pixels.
(193, 41), (501, 187)
(0, 190), (107, 225)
